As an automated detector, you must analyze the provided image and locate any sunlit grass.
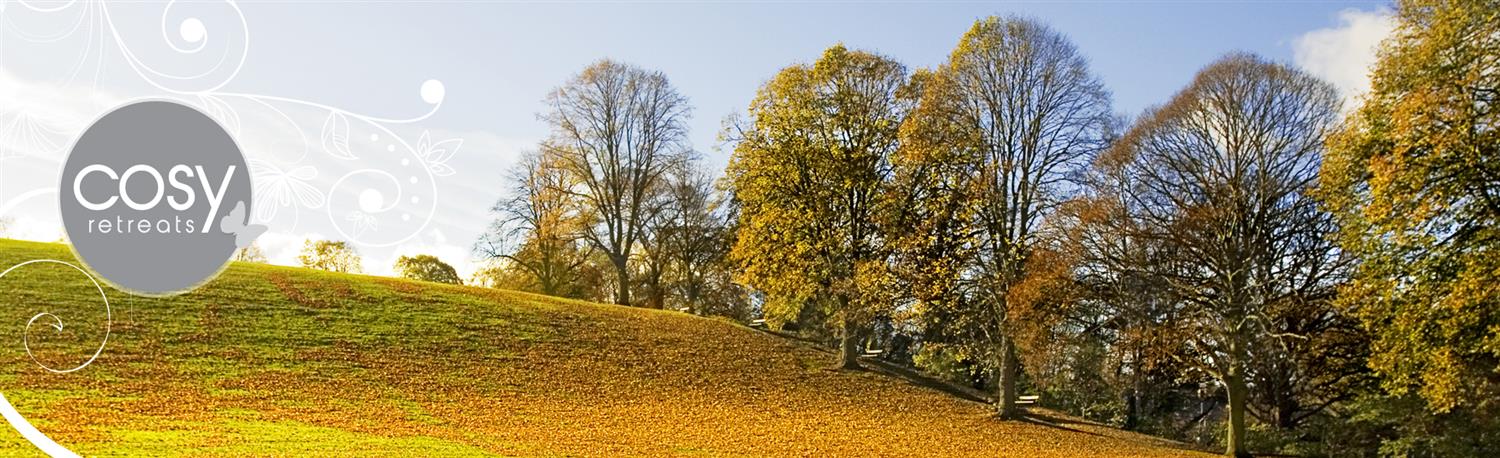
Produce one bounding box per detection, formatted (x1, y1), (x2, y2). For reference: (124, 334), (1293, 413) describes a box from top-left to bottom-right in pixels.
(0, 239), (1207, 456)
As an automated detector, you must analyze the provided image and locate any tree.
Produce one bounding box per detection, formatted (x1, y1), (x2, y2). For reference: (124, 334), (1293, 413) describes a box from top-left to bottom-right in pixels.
(896, 16), (1113, 419)
(394, 254), (462, 285)
(727, 44), (909, 370)
(659, 168), (740, 314)
(234, 242), (268, 263)
(1320, 0), (1500, 418)
(298, 240), (362, 274)
(477, 150), (593, 298)
(541, 59), (694, 306)
(1054, 152), (1192, 433)
(634, 173), (679, 309)
(636, 165), (730, 311)
(468, 262), (511, 289)
(1111, 53), (1342, 457)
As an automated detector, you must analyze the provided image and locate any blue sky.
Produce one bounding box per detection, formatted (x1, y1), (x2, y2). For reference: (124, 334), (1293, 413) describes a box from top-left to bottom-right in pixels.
(0, 1), (1393, 278)
(223, 1), (1386, 157)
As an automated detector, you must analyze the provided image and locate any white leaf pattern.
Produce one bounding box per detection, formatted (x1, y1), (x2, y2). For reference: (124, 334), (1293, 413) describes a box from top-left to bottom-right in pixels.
(344, 210), (378, 237)
(319, 112), (358, 160)
(197, 95), (242, 136)
(416, 130), (461, 177)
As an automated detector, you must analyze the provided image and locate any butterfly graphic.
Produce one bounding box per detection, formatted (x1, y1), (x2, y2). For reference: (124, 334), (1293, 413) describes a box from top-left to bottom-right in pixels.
(220, 201), (268, 249)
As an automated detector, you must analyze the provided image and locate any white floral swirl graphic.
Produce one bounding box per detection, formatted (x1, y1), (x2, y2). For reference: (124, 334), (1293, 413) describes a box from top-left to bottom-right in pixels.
(2, 260), (111, 373)
(0, 259), (112, 458)
(2, 0), (458, 246)
(0, 0), (459, 454)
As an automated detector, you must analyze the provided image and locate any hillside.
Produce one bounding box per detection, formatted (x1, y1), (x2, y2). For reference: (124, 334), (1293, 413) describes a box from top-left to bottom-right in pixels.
(0, 239), (1207, 456)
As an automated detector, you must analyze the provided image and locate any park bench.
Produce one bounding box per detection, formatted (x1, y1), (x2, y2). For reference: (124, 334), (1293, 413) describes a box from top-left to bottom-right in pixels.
(1016, 395), (1041, 405)
(859, 348), (884, 358)
(750, 319), (766, 328)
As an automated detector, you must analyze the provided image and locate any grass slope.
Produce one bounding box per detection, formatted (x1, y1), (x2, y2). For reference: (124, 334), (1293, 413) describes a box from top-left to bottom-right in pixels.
(0, 240), (1206, 456)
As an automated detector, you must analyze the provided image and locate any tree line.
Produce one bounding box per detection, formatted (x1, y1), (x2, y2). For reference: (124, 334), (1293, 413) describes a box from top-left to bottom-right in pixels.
(476, 2), (1496, 456)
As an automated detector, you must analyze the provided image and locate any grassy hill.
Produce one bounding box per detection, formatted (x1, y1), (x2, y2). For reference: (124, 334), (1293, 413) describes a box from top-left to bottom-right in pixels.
(0, 239), (1207, 456)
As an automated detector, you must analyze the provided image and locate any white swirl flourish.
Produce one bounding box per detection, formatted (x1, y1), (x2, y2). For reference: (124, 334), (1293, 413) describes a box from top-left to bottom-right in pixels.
(1, 259), (112, 373)
(2, 0), (456, 246)
(0, 259), (111, 458)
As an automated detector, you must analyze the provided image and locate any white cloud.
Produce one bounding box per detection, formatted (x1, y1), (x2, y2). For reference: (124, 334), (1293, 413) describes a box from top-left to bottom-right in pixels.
(1293, 8), (1396, 103)
(255, 230), (322, 268)
(5, 214), (63, 242)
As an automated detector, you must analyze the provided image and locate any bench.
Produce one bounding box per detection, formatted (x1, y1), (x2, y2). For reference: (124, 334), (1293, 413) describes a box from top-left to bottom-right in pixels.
(859, 349), (884, 358)
(750, 319), (766, 328)
(1016, 395), (1041, 405)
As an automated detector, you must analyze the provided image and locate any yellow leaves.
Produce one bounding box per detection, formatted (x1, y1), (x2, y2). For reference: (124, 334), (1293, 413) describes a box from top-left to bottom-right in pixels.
(725, 45), (907, 312)
(1321, 0), (1500, 415)
(0, 240), (1203, 456)
(1416, 347), (1463, 413)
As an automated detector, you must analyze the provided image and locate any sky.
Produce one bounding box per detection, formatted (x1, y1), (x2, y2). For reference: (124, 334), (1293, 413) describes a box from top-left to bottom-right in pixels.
(0, 0), (1393, 280)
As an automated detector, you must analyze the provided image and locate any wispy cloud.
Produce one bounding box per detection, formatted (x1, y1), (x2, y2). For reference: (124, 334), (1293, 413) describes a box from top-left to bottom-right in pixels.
(1293, 8), (1396, 104)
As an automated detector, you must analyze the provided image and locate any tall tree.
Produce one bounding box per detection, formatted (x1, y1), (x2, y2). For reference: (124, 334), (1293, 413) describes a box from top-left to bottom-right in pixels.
(1320, 0), (1500, 418)
(897, 16), (1113, 419)
(477, 150), (592, 298)
(727, 45), (910, 369)
(1075, 137), (1367, 439)
(541, 59), (693, 306)
(1112, 53), (1342, 457)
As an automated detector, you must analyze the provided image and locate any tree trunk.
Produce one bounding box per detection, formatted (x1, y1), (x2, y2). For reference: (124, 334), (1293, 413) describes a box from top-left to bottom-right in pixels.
(608, 254), (631, 306)
(647, 275), (664, 309)
(1274, 389), (1298, 429)
(996, 335), (1022, 420)
(1225, 366), (1250, 458)
(838, 316), (861, 370)
(1123, 387), (1139, 431)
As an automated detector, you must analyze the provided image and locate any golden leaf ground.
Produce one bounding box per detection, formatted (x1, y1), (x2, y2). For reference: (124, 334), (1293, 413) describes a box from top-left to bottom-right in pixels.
(0, 239), (1207, 456)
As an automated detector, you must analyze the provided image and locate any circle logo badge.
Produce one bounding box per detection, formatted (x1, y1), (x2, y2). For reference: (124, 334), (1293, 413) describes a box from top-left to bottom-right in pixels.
(60, 100), (263, 295)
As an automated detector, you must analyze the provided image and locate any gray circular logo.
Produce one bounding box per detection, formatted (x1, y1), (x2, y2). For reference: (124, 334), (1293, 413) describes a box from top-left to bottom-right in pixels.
(61, 100), (262, 295)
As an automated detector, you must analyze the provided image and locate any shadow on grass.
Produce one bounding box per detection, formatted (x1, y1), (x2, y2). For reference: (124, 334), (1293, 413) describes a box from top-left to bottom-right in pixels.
(1016, 411), (1108, 437)
(748, 325), (990, 404)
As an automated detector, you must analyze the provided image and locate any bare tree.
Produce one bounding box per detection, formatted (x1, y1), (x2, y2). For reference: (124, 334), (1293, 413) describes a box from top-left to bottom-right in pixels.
(1111, 53), (1342, 457)
(541, 59), (694, 306)
(476, 149), (592, 298)
(634, 160), (718, 310)
(659, 166), (733, 312)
